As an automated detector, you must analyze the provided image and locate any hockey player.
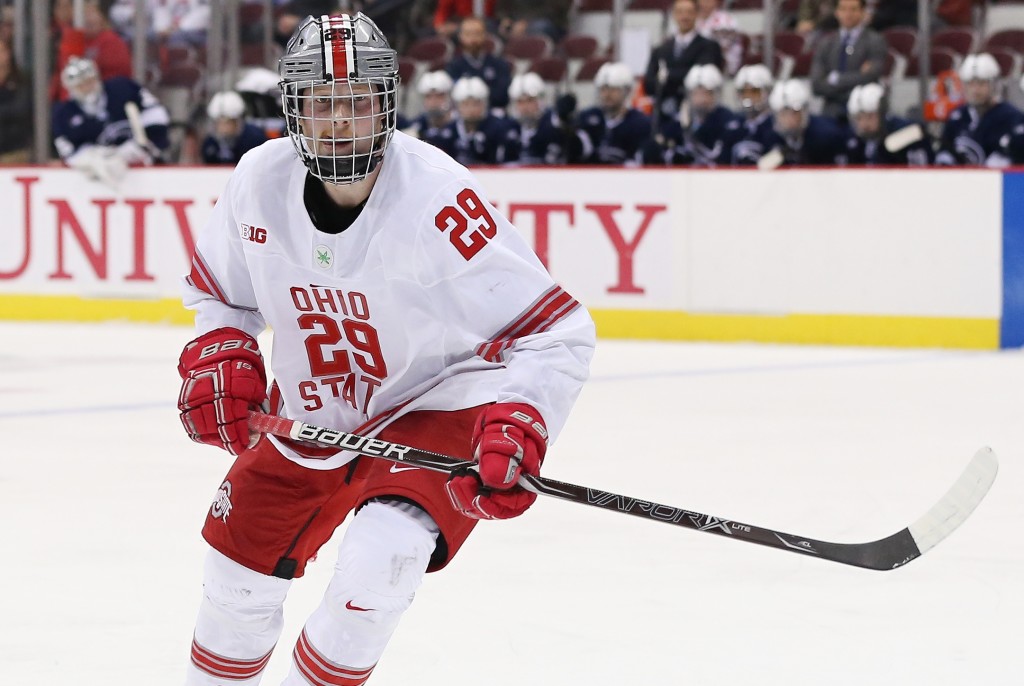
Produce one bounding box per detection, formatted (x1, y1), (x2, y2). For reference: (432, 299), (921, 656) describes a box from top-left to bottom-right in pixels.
(760, 78), (849, 167)
(577, 61), (651, 165)
(406, 70), (457, 157)
(52, 56), (170, 186)
(643, 63), (740, 166)
(845, 83), (932, 166)
(507, 72), (547, 161)
(176, 13), (595, 685)
(445, 75), (521, 165)
(200, 90), (268, 165)
(730, 63), (776, 164)
(936, 53), (1022, 167)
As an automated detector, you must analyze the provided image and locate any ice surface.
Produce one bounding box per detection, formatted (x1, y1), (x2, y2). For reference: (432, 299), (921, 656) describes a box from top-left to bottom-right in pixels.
(1, 322), (1021, 685)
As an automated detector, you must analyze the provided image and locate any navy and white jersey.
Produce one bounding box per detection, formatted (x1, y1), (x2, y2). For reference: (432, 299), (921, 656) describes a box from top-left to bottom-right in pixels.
(525, 109), (588, 164)
(936, 102), (1023, 166)
(406, 112), (458, 158)
(445, 54), (512, 111)
(845, 115), (933, 166)
(643, 105), (741, 166)
(765, 114), (850, 166)
(445, 114), (521, 166)
(52, 76), (170, 161)
(731, 110), (776, 165)
(200, 122), (268, 165)
(576, 107), (651, 165)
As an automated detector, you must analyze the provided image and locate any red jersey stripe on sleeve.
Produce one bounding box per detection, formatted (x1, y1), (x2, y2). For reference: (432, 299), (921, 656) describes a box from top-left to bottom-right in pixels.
(475, 285), (581, 362)
(188, 251), (228, 303)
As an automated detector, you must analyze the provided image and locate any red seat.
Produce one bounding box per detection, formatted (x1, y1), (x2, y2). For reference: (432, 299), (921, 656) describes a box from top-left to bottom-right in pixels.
(905, 47), (960, 77)
(503, 34), (553, 62)
(773, 31), (805, 57)
(559, 33), (599, 60)
(628, 0), (672, 9)
(529, 56), (568, 84)
(882, 27), (917, 58)
(984, 29), (1024, 54)
(575, 55), (611, 81)
(159, 63), (202, 88)
(405, 36), (453, 64)
(577, 0), (614, 10)
(931, 27), (975, 58)
(987, 46), (1019, 77)
(397, 57), (417, 85)
(790, 51), (813, 77)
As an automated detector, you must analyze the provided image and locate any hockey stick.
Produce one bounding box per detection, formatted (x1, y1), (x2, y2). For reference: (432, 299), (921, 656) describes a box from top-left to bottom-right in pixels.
(248, 411), (997, 571)
(124, 101), (150, 148)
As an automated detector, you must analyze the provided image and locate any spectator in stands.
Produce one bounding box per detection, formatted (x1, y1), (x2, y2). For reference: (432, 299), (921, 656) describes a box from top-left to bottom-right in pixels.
(579, 61), (651, 166)
(795, 0), (837, 36)
(937, 53), (1022, 167)
(868, 0), (919, 31)
(408, 70), (458, 157)
(809, 0), (886, 121)
(643, 0), (723, 122)
(53, 57), (170, 187)
(0, 35), (32, 164)
(275, 1), (342, 47)
(730, 63), (776, 165)
(445, 15), (512, 111)
(845, 83), (932, 165)
(506, 72), (546, 162)
(762, 78), (849, 166)
(644, 63), (740, 167)
(434, 0), (497, 39)
(51, 0), (133, 102)
(200, 90), (268, 165)
(695, 0), (743, 76)
(496, 0), (572, 44)
(445, 76), (520, 164)
(151, 0), (211, 47)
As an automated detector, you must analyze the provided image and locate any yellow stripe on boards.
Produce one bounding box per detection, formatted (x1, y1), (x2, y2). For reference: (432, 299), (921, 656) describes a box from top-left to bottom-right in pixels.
(0, 295), (195, 325)
(591, 309), (998, 350)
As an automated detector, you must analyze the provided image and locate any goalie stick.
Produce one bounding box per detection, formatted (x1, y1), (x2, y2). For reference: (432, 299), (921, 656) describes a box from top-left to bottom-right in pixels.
(248, 411), (997, 571)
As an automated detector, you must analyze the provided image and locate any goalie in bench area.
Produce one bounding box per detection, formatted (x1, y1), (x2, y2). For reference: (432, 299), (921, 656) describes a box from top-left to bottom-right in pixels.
(175, 12), (595, 685)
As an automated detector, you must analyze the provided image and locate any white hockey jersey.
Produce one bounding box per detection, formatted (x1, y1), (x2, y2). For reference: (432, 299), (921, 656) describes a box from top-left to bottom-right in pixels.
(183, 133), (595, 468)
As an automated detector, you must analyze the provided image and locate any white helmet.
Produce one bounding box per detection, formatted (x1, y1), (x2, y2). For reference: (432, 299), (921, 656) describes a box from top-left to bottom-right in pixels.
(509, 72), (545, 100)
(61, 56), (102, 107)
(959, 53), (1000, 82)
(769, 79), (811, 112)
(451, 76), (489, 103)
(734, 63), (773, 91)
(278, 13), (399, 185)
(417, 70), (453, 95)
(685, 64), (723, 92)
(595, 61), (634, 90)
(207, 90), (247, 120)
(847, 83), (885, 116)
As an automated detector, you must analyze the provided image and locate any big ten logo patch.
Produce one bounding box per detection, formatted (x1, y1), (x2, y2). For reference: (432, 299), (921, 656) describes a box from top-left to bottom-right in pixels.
(240, 223), (268, 244)
(211, 480), (234, 521)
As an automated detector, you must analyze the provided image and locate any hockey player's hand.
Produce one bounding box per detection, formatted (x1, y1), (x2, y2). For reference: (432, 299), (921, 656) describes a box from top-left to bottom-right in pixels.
(445, 403), (547, 519)
(177, 328), (267, 456)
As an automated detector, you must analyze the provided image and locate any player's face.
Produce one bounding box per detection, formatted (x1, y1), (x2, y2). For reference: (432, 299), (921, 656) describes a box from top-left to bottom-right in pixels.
(214, 116), (242, 141)
(598, 85), (627, 114)
(687, 86), (716, 114)
(69, 75), (101, 104)
(775, 108), (804, 137)
(964, 78), (993, 107)
(853, 111), (881, 138)
(514, 95), (542, 123)
(673, 0), (697, 34)
(457, 97), (487, 124)
(423, 90), (451, 117)
(300, 82), (384, 156)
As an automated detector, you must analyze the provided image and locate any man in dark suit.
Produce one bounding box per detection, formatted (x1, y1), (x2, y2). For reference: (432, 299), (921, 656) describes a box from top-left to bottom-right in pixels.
(643, 0), (724, 120)
(810, 0), (887, 121)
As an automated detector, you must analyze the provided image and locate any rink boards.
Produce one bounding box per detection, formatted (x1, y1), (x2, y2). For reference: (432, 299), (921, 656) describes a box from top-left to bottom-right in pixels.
(2, 165), (1023, 349)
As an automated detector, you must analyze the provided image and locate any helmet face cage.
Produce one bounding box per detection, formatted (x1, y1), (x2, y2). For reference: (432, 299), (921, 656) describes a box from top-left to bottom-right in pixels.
(279, 13), (399, 185)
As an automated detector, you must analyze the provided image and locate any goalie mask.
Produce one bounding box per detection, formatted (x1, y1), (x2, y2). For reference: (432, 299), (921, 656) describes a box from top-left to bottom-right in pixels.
(279, 13), (399, 185)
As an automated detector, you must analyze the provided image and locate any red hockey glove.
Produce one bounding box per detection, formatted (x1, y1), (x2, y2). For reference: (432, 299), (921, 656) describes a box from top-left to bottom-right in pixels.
(445, 403), (548, 520)
(177, 328), (267, 456)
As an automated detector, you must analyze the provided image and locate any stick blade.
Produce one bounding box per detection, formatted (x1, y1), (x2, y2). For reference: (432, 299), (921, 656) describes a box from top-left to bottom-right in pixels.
(883, 123), (923, 153)
(907, 447), (998, 557)
(757, 148), (784, 171)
